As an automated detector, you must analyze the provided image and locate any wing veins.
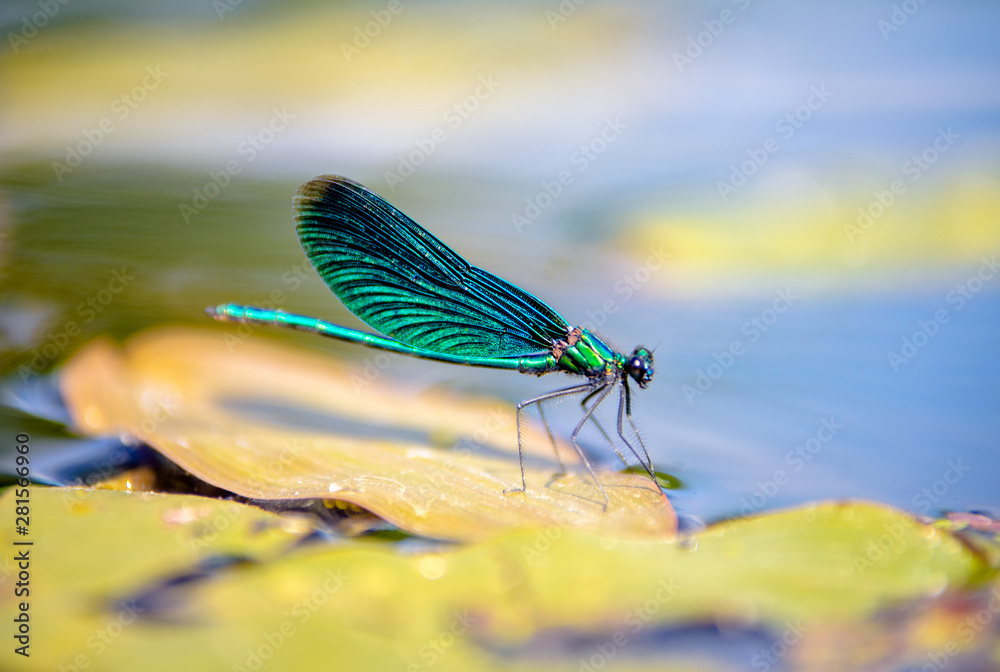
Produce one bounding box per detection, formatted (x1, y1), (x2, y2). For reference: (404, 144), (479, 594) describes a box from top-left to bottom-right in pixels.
(294, 176), (570, 358)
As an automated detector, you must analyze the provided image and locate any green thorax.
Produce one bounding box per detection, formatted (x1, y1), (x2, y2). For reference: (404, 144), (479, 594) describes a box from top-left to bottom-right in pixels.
(553, 328), (623, 380)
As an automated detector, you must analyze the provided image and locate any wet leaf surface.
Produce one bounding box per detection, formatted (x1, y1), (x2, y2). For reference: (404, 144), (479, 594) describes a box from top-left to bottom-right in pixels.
(60, 328), (676, 542)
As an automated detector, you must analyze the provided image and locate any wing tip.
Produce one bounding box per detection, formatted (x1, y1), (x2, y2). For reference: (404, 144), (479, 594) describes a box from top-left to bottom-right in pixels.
(294, 175), (388, 228)
(295, 174), (368, 203)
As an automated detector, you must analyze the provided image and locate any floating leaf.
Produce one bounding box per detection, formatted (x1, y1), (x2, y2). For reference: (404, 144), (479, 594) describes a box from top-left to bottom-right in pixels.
(0, 487), (315, 672)
(60, 329), (675, 541)
(2, 489), (989, 672)
(196, 501), (991, 670)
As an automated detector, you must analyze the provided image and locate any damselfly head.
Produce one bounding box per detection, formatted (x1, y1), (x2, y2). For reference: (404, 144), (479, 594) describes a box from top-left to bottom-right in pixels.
(625, 347), (654, 388)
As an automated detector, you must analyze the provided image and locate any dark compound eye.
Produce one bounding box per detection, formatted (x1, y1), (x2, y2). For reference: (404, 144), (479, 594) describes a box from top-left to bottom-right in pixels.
(625, 348), (654, 388)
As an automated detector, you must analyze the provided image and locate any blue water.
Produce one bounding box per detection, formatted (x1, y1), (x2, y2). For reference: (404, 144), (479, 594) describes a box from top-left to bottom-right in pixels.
(652, 283), (1000, 523)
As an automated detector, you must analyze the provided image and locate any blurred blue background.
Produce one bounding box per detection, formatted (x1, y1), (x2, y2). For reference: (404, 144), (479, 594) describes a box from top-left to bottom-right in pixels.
(1, 0), (998, 523)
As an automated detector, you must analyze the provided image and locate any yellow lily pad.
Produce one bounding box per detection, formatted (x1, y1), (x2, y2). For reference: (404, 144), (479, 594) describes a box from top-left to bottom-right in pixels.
(0, 486), (315, 672)
(2, 489), (988, 672)
(60, 328), (675, 542)
(197, 501), (991, 669)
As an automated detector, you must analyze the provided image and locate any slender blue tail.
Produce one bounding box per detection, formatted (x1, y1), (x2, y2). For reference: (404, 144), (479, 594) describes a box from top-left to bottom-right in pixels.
(207, 303), (530, 370)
